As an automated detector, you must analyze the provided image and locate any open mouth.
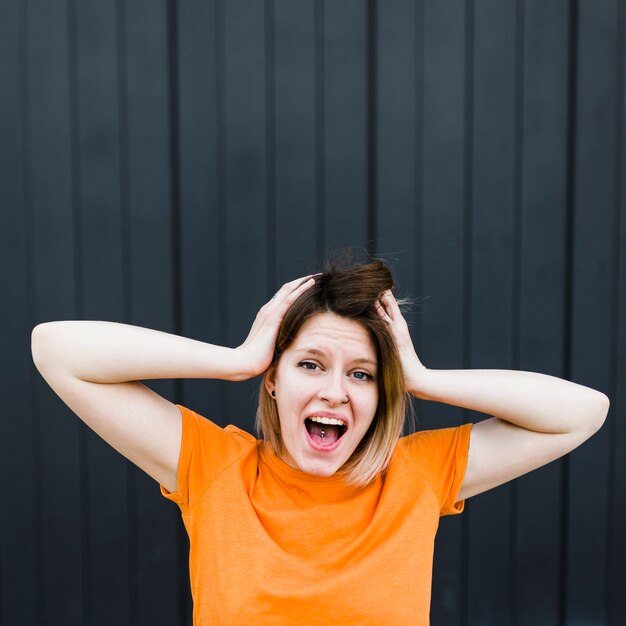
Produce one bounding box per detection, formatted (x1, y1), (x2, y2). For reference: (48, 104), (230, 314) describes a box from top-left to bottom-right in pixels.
(304, 417), (348, 447)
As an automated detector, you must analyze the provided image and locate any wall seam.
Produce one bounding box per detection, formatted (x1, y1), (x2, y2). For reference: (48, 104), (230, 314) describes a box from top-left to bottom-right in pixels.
(66, 0), (90, 623)
(165, 1), (187, 623)
(461, 2), (475, 623)
(560, 0), (579, 623)
(114, 1), (136, 622)
(265, 0), (276, 294)
(366, 0), (377, 254)
(509, 1), (525, 624)
(216, 0), (228, 417)
(315, 1), (325, 263)
(606, 0), (625, 622)
(20, 0), (43, 621)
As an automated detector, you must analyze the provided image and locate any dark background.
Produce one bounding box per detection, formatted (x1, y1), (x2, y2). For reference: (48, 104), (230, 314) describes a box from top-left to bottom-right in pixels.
(1, 1), (625, 624)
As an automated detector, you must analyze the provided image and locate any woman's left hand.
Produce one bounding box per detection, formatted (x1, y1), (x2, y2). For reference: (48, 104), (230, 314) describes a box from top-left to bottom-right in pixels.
(375, 290), (427, 396)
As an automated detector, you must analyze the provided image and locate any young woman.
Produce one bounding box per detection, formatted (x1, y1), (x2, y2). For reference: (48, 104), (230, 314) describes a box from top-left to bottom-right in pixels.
(31, 260), (609, 625)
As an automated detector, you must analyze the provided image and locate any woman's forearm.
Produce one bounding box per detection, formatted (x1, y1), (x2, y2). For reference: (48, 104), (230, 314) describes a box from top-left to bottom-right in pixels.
(31, 320), (251, 383)
(410, 368), (609, 435)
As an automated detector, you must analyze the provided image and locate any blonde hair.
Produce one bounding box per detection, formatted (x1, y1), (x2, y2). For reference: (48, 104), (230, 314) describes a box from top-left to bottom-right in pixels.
(256, 259), (408, 486)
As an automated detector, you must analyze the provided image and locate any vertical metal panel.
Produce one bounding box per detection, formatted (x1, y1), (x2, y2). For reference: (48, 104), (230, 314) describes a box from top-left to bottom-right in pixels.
(177, 0), (223, 434)
(176, 0), (221, 622)
(375, 0), (419, 299)
(567, 0), (620, 623)
(515, 2), (569, 624)
(274, 0), (318, 281)
(419, 2), (469, 623)
(222, 0), (269, 429)
(609, 11), (626, 618)
(323, 0), (369, 253)
(0, 2), (39, 623)
(25, 0), (84, 623)
(122, 2), (180, 624)
(467, 1), (517, 624)
(72, 0), (131, 623)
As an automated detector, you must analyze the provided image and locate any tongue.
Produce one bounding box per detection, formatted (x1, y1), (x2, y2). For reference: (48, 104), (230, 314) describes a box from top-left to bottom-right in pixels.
(307, 421), (341, 446)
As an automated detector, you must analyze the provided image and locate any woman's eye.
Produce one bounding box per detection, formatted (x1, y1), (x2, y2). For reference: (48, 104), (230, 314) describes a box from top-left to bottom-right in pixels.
(352, 371), (373, 381)
(299, 361), (318, 371)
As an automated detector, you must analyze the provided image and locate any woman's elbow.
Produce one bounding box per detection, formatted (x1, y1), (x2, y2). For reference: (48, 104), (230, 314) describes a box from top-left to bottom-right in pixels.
(585, 391), (610, 435)
(31, 322), (59, 371)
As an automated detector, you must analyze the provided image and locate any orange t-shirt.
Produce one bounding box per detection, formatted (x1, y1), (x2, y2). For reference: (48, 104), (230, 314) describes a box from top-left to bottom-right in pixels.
(161, 405), (472, 626)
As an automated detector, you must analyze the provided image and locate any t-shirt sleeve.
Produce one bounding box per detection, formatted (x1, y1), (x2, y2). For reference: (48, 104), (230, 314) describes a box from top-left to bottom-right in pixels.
(403, 422), (473, 516)
(160, 404), (256, 510)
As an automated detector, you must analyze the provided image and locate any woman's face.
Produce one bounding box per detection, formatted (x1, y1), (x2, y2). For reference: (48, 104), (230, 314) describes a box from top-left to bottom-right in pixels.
(266, 312), (379, 477)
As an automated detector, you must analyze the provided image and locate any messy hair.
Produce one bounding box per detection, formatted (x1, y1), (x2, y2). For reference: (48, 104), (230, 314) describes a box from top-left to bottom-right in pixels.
(256, 258), (408, 486)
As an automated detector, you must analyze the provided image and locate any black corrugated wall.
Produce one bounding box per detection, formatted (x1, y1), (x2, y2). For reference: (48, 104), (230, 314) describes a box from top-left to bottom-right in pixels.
(0, 1), (624, 624)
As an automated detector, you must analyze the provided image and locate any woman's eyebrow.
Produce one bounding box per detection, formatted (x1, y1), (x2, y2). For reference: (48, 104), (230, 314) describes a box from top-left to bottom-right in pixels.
(294, 348), (377, 367)
(353, 358), (378, 367)
(294, 347), (329, 360)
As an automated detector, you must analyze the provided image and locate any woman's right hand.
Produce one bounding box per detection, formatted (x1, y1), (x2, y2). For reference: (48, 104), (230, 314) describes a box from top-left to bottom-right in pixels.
(235, 275), (317, 378)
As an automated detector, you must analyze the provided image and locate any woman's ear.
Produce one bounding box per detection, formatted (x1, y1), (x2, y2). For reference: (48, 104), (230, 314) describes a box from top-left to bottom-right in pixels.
(264, 365), (276, 397)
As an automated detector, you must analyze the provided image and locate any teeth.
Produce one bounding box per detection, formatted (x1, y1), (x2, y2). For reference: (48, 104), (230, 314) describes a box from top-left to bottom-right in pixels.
(309, 416), (345, 427)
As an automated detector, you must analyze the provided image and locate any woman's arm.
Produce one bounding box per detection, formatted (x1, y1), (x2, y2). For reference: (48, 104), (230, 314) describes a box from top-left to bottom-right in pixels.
(409, 368), (608, 501)
(31, 321), (218, 493)
(376, 291), (609, 501)
(31, 321), (256, 383)
(31, 276), (316, 492)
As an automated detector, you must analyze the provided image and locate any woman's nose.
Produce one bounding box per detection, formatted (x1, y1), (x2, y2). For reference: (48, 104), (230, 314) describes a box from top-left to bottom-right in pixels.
(318, 374), (348, 405)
